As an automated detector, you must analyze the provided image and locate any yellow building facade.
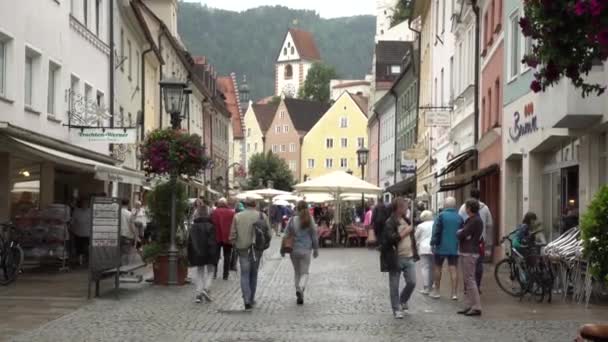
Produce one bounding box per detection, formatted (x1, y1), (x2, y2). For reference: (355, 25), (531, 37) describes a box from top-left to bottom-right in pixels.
(300, 92), (368, 182)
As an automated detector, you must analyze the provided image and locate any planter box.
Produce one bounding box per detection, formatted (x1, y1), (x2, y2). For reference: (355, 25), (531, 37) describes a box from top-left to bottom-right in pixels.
(152, 255), (188, 285)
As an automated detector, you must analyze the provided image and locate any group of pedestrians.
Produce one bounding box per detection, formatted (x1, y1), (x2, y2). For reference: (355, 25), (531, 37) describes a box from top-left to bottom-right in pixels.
(187, 196), (318, 310)
(376, 189), (493, 319)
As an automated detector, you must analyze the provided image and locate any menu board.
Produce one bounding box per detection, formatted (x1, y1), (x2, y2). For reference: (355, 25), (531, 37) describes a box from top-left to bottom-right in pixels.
(89, 197), (121, 273)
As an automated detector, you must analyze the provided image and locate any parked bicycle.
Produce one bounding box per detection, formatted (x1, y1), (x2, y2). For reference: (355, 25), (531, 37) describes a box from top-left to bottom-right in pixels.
(495, 229), (554, 302)
(0, 222), (24, 285)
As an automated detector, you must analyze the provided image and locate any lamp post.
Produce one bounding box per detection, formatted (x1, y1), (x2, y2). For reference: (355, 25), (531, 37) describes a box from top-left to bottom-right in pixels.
(159, 73), (187, 285)
(357, 146), (369, 214)
(225, 162), (241, 197)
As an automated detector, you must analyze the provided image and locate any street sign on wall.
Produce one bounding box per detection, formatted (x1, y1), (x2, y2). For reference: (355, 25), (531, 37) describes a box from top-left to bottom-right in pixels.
(425, 111), (451, 127)
(71, 128), (137, 144)
(400, 159), (416, 178)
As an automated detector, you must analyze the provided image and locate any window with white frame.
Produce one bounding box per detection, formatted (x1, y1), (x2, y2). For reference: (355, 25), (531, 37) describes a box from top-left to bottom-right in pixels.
(325, 158), (333, 168)
(284, 124), (289, 133)
(340, 116), (348, 128)
(83, 0), (88, 26)
(357, 137), (365, 148)
(289, 160), (296, 171)
(120, 29), (124, 72)
(340, 158), (348, 168)
(272, 144), (278, 153)
(522, 34), (533, 72)
(341, 137), (348, 148)
(95, 0), (102, 36)
(24, 48), (39, 108)
(254, 143), (258, 151)
(280, 144), (286, 152)
(326, 138), (334, 148)
(247, 143), (250, 152)
(509, 11), (520, 79)
(128, 40), (132, 79)
(247, 128), (251, 137)
(275, 125), (281, 133)
(307, 159), (315, 169)
(280, 111), (285, 119)
(0, 38), (7, 97)
(135, 50), (140, 87)
(289, 143), (296, 152)
(47, 62), (60, 115)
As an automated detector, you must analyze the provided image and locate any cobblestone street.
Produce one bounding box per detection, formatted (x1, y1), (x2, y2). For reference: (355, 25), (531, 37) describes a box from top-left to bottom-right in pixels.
(8, 241), (608, 342)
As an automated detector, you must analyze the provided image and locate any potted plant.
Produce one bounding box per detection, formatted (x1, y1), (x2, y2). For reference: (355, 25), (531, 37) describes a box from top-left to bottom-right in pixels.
(581, 186), (608, 283)
(142, 181), (189, 285)
(139, 128), (208, 285)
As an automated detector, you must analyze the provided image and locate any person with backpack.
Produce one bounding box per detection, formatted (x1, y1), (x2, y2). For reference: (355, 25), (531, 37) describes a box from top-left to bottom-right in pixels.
(229, 197), (272, 311)
(281, 201), (319, 305)
(187, 204), (219, 303)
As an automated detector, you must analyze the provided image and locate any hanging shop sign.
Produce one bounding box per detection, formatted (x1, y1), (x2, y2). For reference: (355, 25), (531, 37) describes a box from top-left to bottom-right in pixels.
(509, 102), (538, 142)
(400, 159), (416, 178)
(89, 197), (121, 270)
(70, 128), (137, 144)
(425, 111), (451, 127)
(402, 146), (427, 160)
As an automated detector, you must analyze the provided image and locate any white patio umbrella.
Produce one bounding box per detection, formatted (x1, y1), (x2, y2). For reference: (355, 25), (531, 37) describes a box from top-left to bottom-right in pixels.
(300, 193), (334, 203)
(249, 188), (291, 198)
(273, 194), (302, 202)
(273, 199), (290, 207)
(235, 192), (263, 201)
(293, 171), (382, 242)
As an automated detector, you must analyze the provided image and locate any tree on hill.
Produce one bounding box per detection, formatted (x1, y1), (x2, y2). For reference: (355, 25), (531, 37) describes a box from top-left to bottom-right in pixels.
(298, 62), (337, 103)
(246, 151), (294, 191)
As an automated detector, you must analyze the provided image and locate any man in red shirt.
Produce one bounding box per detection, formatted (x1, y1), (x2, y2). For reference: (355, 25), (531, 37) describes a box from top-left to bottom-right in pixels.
(211, 198), (235, 280)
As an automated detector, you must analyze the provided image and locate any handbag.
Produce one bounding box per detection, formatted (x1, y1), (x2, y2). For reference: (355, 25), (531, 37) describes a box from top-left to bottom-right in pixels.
(366, 228), (377, 247)
(280, 233), (294, 254)
(229, 248), (238, 271)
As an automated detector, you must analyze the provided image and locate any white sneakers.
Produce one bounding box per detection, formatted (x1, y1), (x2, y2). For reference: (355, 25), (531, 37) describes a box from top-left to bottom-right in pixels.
(394, 311), (404, 319)
(429, 290), (441, 299)
(419, 288), (430, 295)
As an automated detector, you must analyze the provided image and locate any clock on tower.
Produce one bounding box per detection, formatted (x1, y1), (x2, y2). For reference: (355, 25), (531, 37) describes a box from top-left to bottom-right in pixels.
(282, 84), (296, 98)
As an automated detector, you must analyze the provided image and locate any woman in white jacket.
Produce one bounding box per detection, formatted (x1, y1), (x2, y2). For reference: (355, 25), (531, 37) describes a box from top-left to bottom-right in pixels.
(415, 210), (435, 295)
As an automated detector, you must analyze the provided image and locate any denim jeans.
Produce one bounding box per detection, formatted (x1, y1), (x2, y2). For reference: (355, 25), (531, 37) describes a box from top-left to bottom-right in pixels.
(388, 256), (417, 313)
(238, 249), (262, 305)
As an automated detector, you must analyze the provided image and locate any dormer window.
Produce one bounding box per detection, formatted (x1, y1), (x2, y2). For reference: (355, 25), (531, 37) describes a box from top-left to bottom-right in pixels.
(291, 46), (295, 54)
(283, 48), (287, 55)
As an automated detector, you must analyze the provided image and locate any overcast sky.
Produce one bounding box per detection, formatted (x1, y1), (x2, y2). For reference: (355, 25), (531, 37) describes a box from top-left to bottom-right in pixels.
(185, 0), (375, 18)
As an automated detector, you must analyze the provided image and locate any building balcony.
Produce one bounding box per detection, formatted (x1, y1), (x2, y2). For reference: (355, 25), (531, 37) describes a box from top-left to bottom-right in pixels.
(541, 68), (605, 130)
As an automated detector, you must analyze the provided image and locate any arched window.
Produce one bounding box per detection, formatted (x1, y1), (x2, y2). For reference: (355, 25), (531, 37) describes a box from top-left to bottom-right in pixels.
(284, 64), (293, 79)
(291, 46), (295, 54)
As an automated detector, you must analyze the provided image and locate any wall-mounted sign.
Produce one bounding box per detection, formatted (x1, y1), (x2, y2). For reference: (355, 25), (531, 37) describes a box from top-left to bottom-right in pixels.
(402, 147), (427, 160)
(400, 159), (416, 178)
(425, 111), (451, 127)
(70, 128), (137, 144)
(509, 102), (538, 142)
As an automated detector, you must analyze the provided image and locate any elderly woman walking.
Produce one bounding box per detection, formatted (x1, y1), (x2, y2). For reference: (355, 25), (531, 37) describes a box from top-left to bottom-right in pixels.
(415, 210), (435, 295)
(281, 201), (319, 305)
(457, 199), (484, 316)
(188, 204), (219, 303)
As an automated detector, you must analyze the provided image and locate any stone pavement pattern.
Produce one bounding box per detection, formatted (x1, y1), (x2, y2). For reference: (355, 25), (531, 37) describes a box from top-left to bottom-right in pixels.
(9, 241), (607, 342)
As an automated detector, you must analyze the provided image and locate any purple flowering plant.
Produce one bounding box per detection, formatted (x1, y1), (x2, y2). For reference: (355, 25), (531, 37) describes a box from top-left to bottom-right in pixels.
(140, 128), (209, 178)
(521, 0), (608, 96)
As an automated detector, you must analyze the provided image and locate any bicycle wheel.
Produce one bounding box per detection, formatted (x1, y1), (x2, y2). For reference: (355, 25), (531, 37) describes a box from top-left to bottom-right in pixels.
(495, 258), (524, 297)
(0, 245), (23, 285)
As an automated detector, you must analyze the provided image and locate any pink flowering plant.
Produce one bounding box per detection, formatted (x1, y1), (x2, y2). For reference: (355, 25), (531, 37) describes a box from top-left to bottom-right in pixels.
(140, 128), (208, 178)
(521, 0), (608, 97)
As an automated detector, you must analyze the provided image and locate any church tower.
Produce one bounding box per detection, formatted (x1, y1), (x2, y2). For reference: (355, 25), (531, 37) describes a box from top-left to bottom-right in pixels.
(275, 28), (321, 97)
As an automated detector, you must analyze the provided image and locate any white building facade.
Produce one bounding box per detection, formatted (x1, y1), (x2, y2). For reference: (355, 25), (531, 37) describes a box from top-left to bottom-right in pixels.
(275, 29), (320, 98)
(376, 93), (396, 195)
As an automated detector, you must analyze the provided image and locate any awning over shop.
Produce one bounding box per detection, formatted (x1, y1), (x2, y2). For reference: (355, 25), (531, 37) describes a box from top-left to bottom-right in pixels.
(9, 137), (147, 186)
(435, 149), (477, 178)
(385, 175), (416, 195)
(438, 164), (499, 193)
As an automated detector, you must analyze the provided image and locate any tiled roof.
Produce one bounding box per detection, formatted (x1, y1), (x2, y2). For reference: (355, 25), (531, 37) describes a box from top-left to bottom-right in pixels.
(252, 103), (278, 134)
(289, 28), (321, 61)
(375, 40), (411, 64)
(351, 93), (369, 117)
(284, 98), (331, 134)
(217, 75), (244, 139)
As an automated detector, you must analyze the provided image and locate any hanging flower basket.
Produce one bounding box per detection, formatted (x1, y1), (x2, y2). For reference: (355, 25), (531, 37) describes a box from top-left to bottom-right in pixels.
(140, 128), (209, 178)
(521, 0), (608, 97)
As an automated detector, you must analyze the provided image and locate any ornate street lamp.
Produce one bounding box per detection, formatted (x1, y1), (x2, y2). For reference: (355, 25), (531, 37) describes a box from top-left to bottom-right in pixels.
(159, 73), (187, 285)
(356, 146), (369, 215)
(160, 73), (188, 129)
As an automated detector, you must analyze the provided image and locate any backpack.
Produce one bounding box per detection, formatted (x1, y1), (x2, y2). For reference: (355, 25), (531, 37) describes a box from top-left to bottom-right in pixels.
(253, 212), (271, 251)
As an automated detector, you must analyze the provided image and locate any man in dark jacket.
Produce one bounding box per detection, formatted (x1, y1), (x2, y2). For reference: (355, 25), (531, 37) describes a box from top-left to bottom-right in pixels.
(380, 197), (419, 319)
(188, 205), (219, 303)
(372, 200), (391, 246)
(457, 199), (484, 316)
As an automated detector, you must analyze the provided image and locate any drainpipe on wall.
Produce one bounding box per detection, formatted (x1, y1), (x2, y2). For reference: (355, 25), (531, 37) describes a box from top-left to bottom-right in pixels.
(376, 114), (381, 187)
(472, 0), (481, 161)
(140, 48), (153, 170)
(391, 89), (399, 186)
(407, 7), (422, 198)
(109, 0), (115, 128)
(158, 30), (165, 128)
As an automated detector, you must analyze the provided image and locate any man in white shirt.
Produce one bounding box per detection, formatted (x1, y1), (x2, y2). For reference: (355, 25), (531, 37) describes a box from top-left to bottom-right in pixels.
(458, 189), (493, 290)
(70, 198), (91, 264)
(131, 200), (147, 245)
(120, 199), (137, 265)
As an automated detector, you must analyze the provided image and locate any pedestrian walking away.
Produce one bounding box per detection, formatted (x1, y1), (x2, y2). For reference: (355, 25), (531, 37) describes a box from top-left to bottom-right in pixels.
(458, 188), (493, 292)
(457, 199), (484, 317)
(281, 201), (319, 305)
(211, 198), (236, 280)
(380, 197), (419, 319)
(120, 199), (139, 267)
(229, 197), (272, 311)
(415, 210), (435, 295)
(430, 197), (463, 300)
(187, 204), (219, 303)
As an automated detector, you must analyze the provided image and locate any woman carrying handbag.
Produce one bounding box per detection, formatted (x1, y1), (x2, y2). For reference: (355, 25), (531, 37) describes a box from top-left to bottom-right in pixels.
(281, 201), (319, 305)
